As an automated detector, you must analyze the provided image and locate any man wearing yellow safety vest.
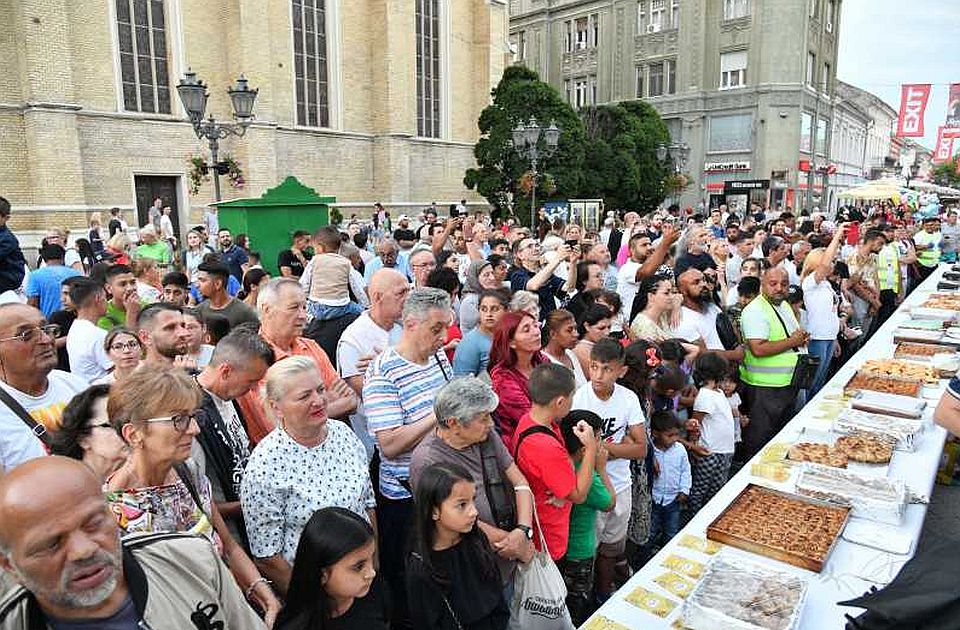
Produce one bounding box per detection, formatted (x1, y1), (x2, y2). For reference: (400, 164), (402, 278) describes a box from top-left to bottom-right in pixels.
(738, 267), (809, 458)
(913, 216), (942, 284)
(876, 223), (911, 327)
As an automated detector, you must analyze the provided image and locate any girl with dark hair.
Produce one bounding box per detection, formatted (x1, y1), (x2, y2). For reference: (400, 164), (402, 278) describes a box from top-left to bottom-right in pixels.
(49, 384), (127, 480)
(406, 463), (509, 630)
(488, 310), (546, 452)
(240, 267), (270, 308)
(275, 507), (387, 630)
(542, 309), (587, 388)
(687, 353), (736, 516)
(572, 303), (612, 375)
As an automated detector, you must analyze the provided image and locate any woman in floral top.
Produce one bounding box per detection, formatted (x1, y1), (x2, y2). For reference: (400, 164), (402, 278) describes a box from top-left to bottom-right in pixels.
(105, 366), (281, 626)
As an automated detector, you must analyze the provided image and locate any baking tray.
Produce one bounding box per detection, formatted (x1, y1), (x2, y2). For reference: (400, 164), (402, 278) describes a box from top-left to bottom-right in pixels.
(894, 342), (959, 361)
(892, 328), (947, 345)
(706, 484), (850, 573)
(796, 463), (907, 525)
(850, 390), (926, 419)
(843, 372), (923, 398)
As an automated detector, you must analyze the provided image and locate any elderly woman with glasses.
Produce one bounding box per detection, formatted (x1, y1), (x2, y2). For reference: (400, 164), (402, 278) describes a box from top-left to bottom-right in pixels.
(49, 384), (128, 480)
(241, 355), (375, 598)
(105, 366), (281, 627)
(410, 377), (534, 586)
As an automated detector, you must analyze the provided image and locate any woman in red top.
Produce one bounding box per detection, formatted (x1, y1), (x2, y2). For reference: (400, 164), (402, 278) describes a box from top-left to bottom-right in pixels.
(488, 310), (545, 452)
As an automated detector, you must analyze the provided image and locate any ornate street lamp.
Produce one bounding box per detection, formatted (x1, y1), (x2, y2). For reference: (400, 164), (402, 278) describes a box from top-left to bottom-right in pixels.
(177, 69), (259, 202)
(510, 118), (561, 227)
(657, 142), (691, 206)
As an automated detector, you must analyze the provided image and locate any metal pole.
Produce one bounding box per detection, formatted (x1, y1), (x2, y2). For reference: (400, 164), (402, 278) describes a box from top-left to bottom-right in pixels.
(530, 152), (538, 230)
(209, 132), (222, 203)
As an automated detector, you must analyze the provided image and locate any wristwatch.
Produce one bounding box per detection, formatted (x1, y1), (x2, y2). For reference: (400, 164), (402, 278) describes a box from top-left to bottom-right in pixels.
(515, 525), (533, 540)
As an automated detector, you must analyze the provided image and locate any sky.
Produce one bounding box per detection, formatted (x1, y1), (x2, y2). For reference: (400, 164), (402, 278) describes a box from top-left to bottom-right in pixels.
(837, 0), (960, 151)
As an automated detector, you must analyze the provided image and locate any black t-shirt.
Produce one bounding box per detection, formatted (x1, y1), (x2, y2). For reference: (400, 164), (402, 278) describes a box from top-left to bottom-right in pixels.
(49, 309), (77, 373)
(328, 579), (390, 630)
(277, 249), (306, 278)
(509, 266), (565, 321)
(393, 228), (417, 243)
(47, 594), (139, 630)
(108, 218), (123, 238)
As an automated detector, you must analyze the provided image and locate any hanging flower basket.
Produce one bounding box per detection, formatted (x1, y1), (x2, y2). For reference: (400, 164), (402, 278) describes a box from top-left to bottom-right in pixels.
(186, 155), (246, 195)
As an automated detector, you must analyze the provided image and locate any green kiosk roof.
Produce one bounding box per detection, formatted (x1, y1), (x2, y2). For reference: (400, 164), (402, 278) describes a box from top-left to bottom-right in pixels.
(212, 176), (336, 208)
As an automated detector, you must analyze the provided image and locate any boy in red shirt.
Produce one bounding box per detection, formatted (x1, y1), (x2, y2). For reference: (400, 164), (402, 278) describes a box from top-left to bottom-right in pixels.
(513, 363), (598, 560)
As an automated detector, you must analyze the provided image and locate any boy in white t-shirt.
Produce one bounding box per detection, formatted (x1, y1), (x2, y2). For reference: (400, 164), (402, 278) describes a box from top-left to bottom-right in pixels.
(686, 353), (736, 516)
(571, 338), (646, 603)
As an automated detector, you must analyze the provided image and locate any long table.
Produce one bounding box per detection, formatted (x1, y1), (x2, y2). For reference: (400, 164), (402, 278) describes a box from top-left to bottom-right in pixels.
(586, 265), (952, 629)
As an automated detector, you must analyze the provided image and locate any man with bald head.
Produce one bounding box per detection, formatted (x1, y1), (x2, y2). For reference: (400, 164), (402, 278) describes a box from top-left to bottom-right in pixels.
(738, 267), (810, 458)
(675, 268), (744, 362)
(0, 304), (87, 472)
(337, 268), (409, 459)
(0, 456), (266, 628)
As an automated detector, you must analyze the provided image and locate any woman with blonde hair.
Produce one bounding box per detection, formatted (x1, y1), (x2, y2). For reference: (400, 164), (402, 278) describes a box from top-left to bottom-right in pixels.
(88, 211), (105, 255)
(105, 230), (132, 265)
(132, 256), (162, 302)
(241, 356), (376, 597)
(105, 366), (281, 626)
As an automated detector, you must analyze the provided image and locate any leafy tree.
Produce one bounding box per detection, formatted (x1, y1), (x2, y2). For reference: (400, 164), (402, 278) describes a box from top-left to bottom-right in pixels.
(578, 101), (670, 213)
(931, 157), (960, 189)
(464, 66), (586, 223)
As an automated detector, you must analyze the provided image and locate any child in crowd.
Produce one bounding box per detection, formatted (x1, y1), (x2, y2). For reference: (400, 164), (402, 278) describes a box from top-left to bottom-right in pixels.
(558, 410), (615, 626)
(513, 363), (598, 561)
(650, 363), (687, 415)
(687, 353), (737, 516)
(303, 226), (363, 322)
(647, 410), (691, 556)
(276, 507), (388, 630)
(720, 370), (748, 446)
(407, 463), (509, 630)
(571, 339), (646, 603)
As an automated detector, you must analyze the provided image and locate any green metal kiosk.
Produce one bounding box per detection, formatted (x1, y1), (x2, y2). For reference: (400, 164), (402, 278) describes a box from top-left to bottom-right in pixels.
(214, 176), (334, 276)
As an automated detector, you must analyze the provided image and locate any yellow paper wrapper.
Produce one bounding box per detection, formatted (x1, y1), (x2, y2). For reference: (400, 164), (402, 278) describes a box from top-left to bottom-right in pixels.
(625, 586), (678, 618)
(677, 534), (722, 555)
(654, 571), (696, 598)
(759, 442), (790, 463)
(582, 615), (632, 630)
(751, 460), (791, 482)
(661, 554), (705, 579)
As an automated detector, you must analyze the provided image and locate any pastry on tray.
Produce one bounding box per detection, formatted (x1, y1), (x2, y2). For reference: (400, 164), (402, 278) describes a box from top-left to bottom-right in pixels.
(859, 359), (940, 384)
(833, 433), (894, 464)
(844, 373), (922, 397)
(787, 443), (848, 468)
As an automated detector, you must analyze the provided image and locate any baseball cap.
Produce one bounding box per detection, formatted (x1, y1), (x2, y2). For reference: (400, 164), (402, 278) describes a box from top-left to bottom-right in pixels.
(398, 214), (410, 221)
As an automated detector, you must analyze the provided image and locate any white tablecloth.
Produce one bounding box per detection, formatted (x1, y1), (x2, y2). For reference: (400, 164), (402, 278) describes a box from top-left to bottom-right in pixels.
(586, 265), (952, 629)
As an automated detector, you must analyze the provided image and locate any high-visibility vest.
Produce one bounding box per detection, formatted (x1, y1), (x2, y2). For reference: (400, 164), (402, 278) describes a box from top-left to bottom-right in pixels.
(739, 295), (799, 388)
(914, 231), (942, 268)
(877, 242), (900, 293)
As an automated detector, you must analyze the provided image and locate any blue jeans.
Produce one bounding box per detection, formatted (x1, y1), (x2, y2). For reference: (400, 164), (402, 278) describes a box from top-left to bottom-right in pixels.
(807, 339), (836, 400)
(647, 498), (681, 550)
(307, 300), (362, 322)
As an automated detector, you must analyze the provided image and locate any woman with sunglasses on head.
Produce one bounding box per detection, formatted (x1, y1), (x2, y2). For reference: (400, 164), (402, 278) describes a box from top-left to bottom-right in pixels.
(105, 366), (282, 627)
(94, 326), (142, 384)
(49, 384), (128, 481)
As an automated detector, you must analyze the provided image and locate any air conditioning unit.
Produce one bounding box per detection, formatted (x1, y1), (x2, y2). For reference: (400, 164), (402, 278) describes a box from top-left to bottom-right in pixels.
(646, 23), (661, 34)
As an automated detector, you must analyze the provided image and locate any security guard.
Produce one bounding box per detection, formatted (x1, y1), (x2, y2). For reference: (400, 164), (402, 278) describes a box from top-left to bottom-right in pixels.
(913, 216), (942, 284)
(876, 223), (902, 326)
(738, 267), (809, 458)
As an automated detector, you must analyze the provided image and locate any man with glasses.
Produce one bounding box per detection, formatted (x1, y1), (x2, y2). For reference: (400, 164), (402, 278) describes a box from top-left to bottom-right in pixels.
(408, 247), (437, 289)
(65, 279), (113, 382)
(510, 237), (577, 321)
(0, 304), (88, 472)
(362, 239), (410, 283)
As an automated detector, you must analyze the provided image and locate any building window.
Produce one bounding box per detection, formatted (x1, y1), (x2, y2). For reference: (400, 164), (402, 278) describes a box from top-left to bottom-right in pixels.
(591, 14), (599, 47)
(816, 117), (828, 155)
(719, 50), (747, 90)
(826, 0), (835, 30)
(723, 0), (750, 20)
(671, 0), (680, 28)
(564, 80), (572, 104)
(806, 52), (816, 87)
(636, 3), (645, 32)
(650, 0), (665, 30)
(575, 79), (589, 108)
(517, 30), (527, 60)
(575, 17), (589, 49)
(822, 62), (830, 93)
(709, 113), (752, 152)
(666, 59), (676, 94)
(564, 20), (573, 52)
(591, 77), (598, 104)
(648, 62), (664, 97)
(293, 0), (329, 127)
(415, 0), (441, 138)
(800, 112), (813, 153)
(115, 0), (171, 114)
(635, 66), (644, 98)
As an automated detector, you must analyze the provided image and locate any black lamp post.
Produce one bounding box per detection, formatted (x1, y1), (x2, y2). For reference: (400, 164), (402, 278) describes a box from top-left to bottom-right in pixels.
(657, 142), (691, 206)
(511, 118), (560, 228)
(905, 162), (920, 189)
(177, 70), (259, 202)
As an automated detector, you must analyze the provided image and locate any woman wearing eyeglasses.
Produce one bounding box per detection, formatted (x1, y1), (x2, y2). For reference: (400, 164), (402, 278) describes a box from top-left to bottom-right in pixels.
(93, 326), (142, 384)
(49, 384), (128, 480)
(105, 366), (282, 627)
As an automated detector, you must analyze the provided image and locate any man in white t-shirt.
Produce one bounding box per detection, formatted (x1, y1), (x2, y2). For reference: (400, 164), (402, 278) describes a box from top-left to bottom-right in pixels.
(65, 279), (113, 382)
(0, 304), (88, 472)
(675, 268), (744, 362)
(616, 225), (678, 321)
(337, 268), (408, 460)
(571, 338), (646, 602)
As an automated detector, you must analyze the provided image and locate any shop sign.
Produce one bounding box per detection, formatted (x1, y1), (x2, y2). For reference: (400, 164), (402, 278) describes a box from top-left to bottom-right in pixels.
(704, 161), (751, 172)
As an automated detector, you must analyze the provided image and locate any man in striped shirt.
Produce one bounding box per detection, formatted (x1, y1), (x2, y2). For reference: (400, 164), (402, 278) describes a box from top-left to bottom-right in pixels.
(363, 287), (452, 628)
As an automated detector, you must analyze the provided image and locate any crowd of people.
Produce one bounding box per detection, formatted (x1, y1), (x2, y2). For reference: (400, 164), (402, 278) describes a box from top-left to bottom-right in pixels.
(0, 192), (958, 630)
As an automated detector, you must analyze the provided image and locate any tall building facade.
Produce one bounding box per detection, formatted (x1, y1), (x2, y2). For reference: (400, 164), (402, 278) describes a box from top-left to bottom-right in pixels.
(1, 0), (509, 239)
(510, 0), (842, 212)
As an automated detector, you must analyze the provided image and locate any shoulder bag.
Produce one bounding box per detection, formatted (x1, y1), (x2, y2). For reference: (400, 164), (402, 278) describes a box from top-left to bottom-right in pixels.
(768, 303), (820, 391)
(0, 386), (51, 449)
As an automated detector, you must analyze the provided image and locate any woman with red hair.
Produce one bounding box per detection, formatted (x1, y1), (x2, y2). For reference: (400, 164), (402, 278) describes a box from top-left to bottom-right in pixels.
(488, 310), (545, 453)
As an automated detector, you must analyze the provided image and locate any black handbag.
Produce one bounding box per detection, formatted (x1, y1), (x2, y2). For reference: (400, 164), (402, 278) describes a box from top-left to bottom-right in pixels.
(715, 309), (740, 351)
(769, 301), (820, 390)
(479, 437), (516, 531)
